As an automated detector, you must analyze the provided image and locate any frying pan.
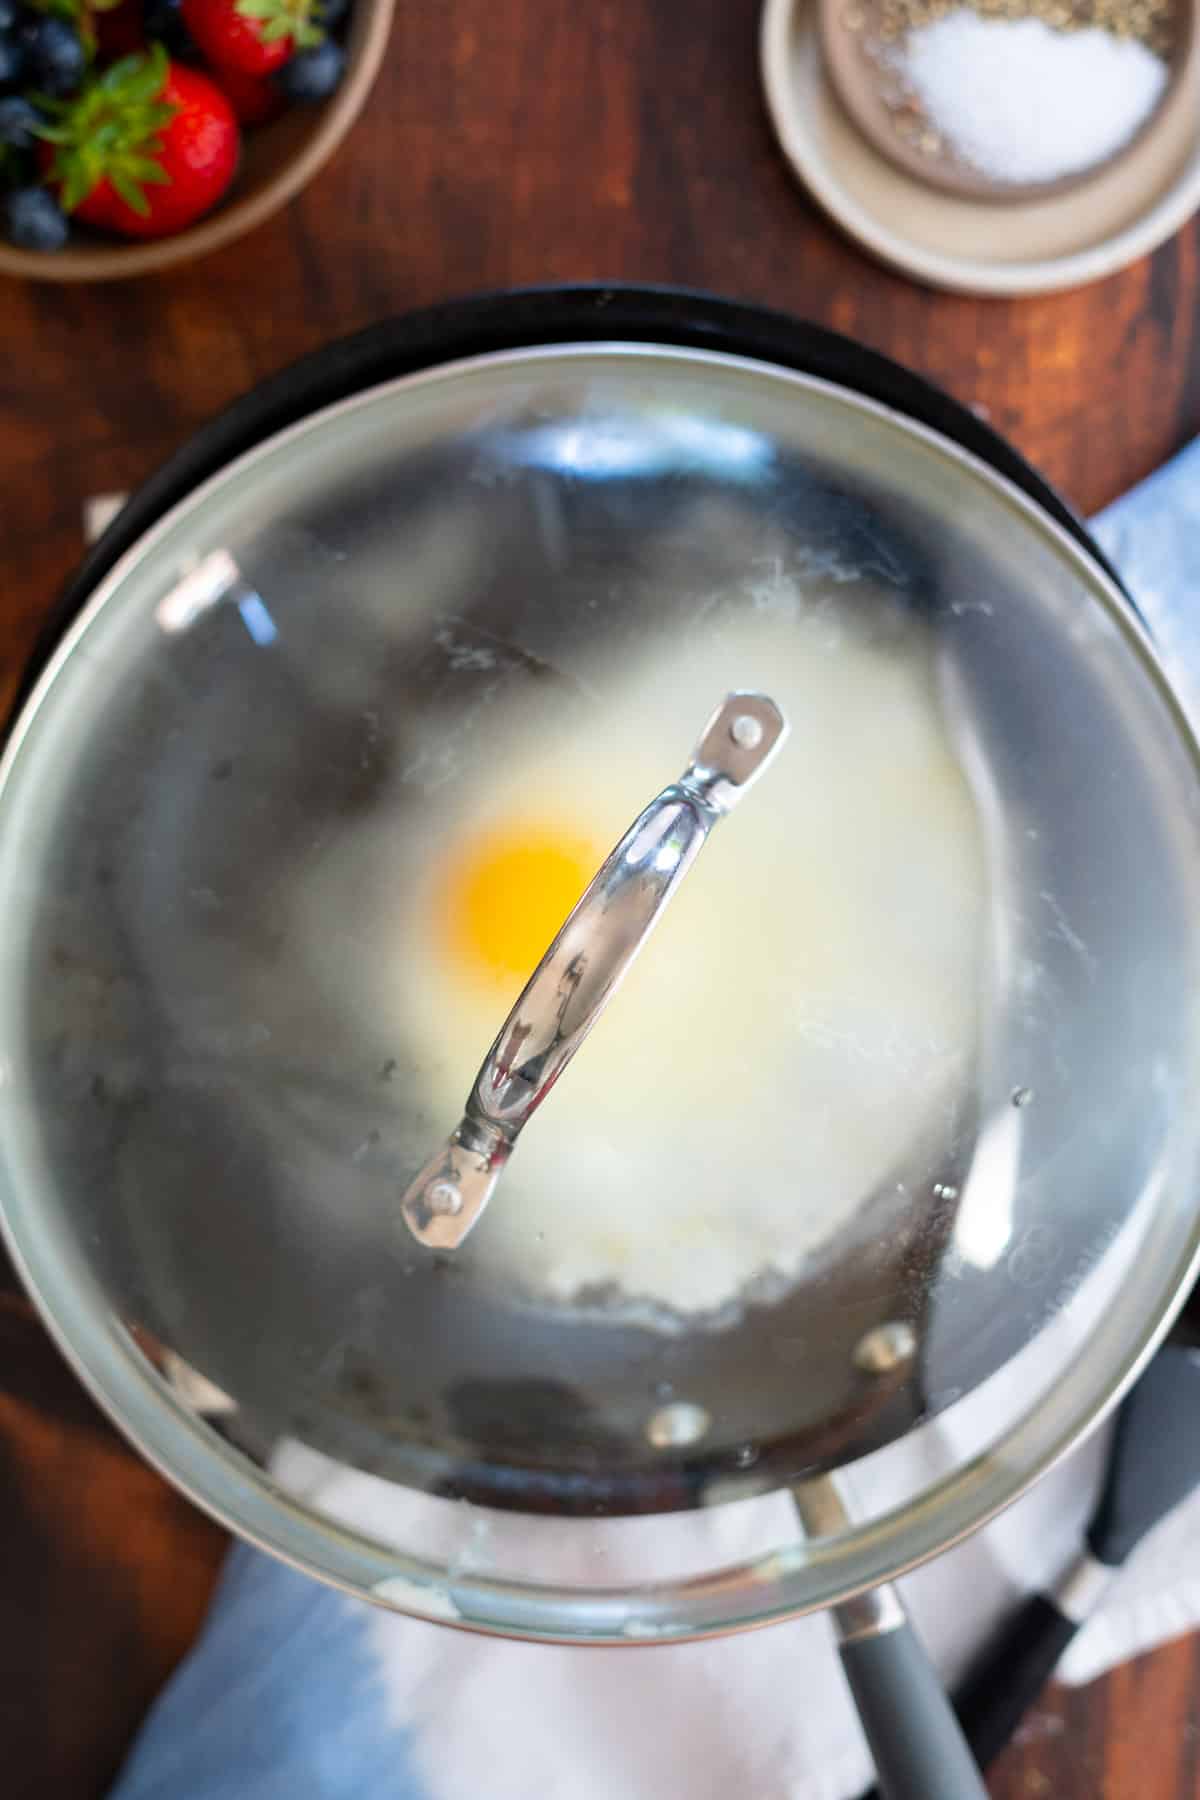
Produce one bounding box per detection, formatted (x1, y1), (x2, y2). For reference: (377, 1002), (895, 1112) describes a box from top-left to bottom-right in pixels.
(2, 289), (1198, 1800)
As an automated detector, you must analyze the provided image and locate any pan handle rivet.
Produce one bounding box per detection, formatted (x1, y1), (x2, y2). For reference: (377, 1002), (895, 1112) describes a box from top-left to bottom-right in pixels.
(646, 1401), (711, 1448)
(425, 1179), (464, 1217)
(730, 712), (764, 749)
(853, 1321), (917, 1375)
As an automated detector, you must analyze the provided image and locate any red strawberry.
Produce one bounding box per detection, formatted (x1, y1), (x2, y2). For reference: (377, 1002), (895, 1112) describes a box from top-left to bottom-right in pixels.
(180, 0), (322, 76)
(213, 63), (286, 126)
(40, 47), (239, 239)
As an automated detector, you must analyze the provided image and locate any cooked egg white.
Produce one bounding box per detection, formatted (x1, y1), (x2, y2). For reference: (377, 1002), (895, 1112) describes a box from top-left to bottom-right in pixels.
(292, 597), (986, 1324)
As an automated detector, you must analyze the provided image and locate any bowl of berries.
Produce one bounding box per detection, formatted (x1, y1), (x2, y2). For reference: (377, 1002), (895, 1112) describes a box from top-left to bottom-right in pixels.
(0, 0), (393, 278)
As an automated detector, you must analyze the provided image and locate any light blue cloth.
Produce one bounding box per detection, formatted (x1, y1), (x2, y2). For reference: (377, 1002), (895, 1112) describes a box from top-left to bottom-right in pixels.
(107, 442), (1199, 1800)
(1092, 438), (1200, 727)
(110, 1543), (425, 1799)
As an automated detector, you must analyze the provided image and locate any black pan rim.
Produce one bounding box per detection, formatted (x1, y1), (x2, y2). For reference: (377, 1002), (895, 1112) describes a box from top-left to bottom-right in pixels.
(13, 282), (1131, 723)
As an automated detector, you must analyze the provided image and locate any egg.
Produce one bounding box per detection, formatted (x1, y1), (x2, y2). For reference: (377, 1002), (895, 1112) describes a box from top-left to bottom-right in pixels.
(291, 592), (986, 1326)
(434, 825), (599, 995)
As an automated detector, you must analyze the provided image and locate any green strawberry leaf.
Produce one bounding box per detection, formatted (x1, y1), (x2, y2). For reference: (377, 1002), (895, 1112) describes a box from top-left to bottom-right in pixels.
(60, 158), (94, 210)
(127, 154), (170, 184)
(234, 0), (325, 43)
(110, 165), (150, 214)
(106, 46), (170, 103)
(37, 44), (180, 219)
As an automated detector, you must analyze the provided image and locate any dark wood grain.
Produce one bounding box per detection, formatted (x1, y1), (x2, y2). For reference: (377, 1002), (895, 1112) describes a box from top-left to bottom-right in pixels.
(0, 1290), (228, 1800)
(1, 2), (1199, 1794)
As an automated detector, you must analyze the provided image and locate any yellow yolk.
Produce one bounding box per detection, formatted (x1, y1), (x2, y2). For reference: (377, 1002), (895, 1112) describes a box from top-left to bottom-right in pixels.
(437, 824), (599, 989)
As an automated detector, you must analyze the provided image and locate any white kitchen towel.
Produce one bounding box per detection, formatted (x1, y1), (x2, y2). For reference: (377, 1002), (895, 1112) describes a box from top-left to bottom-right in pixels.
(104, 445), (1200, 1800)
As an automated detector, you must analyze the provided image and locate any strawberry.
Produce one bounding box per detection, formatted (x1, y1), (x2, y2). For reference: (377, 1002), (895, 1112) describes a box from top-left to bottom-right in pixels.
(180, 0), (322, 76)
(39, 46), (239, 238)
(213, 62), (285, 126)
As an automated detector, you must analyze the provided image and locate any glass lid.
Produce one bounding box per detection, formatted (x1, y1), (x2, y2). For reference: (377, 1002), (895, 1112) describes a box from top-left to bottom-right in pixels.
(2, 341), (1199, 1640)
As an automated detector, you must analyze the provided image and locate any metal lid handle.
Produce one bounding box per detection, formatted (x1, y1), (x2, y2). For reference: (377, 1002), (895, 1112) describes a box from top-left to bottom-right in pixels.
(398, 692), (789, 1249)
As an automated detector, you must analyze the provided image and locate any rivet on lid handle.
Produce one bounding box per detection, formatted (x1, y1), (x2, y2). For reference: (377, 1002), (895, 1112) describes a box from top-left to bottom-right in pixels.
(397, 691), (790, 1250)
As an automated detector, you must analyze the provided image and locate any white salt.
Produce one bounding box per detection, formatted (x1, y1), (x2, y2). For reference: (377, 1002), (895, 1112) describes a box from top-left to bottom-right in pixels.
(899, 12), (1168, 187)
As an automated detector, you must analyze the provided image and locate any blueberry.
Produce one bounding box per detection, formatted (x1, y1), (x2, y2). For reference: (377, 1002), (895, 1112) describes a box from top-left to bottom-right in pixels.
(274, 37), (345, 101)
(0, 33), (26, 89)
(317, 0), (348, 24)
(0, 92), (37, 146)
(0, 0), (18, 29)
(142, 0), (199, 58)
(2, 184), (68, 251)
(23, 14), (85, 96)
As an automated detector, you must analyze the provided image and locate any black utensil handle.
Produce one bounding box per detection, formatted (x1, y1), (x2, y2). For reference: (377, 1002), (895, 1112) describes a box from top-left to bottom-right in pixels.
(953, 1592), (1080, 1771)
(839, 1618), (989, 1800)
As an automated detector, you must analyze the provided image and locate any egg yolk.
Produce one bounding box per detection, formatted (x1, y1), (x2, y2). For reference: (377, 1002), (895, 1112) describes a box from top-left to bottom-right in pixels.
(438, 824), (599, 987)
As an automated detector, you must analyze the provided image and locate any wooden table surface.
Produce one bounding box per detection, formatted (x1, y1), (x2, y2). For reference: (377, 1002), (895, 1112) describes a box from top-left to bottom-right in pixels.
(2, 2), (1200, 1794)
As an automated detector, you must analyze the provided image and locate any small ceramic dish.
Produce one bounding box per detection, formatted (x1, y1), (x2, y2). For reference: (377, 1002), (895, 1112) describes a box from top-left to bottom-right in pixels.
(818, 0), (1194, 204)
(761, 0), (1200, 294)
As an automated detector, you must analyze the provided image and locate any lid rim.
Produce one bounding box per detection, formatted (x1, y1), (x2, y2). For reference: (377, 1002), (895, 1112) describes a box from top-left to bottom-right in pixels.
(3, 318), (1193, 1642)
(15, 283), (1127, 724)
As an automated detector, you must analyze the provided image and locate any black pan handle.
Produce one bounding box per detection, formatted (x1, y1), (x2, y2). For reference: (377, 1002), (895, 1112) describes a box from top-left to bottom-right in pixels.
(950, 1593), (1079, 1772)
(836, 1590), (989, 1800)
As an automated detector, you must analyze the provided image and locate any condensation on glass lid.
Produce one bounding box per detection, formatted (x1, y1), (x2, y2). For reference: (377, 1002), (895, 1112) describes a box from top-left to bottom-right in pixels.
(289, 592), (988, 1328)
